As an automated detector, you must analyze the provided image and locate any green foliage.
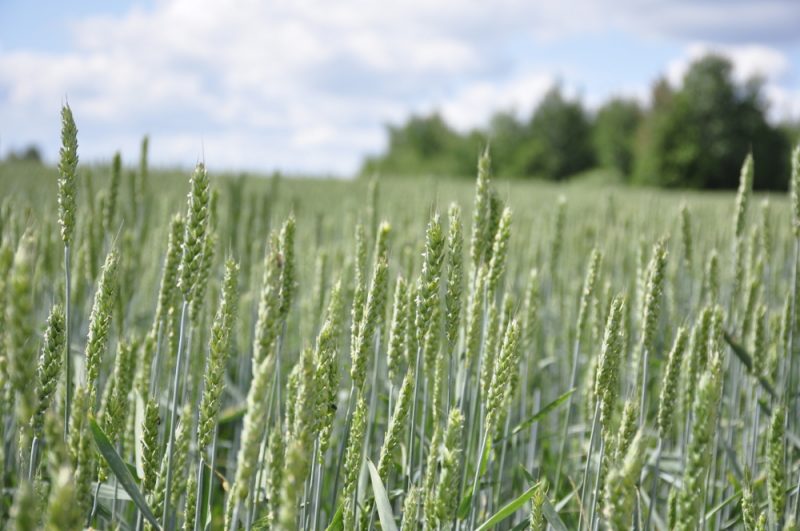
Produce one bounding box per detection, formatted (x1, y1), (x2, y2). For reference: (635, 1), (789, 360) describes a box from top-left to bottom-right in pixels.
(362, 113), (481, 177)
(593, 98), (642, 177)
(635, 55), (789, 189)
(364, 54), (794, 189)
(515, 87), (595, 180)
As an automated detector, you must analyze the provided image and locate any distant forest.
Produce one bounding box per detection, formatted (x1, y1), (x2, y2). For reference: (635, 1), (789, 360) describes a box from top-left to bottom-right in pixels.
(363, 54), (800, 190)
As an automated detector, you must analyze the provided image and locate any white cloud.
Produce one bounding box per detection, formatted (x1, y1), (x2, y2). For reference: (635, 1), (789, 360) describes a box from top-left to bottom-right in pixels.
(666, 43), (790, 86)
(0, 0), (798, 174)
(0, 0), (499, 173)
(626, 0), (800, 44)
(663, 42), (800, 121)
(440, 72), (555, 131)
(765, 85), (800, 122)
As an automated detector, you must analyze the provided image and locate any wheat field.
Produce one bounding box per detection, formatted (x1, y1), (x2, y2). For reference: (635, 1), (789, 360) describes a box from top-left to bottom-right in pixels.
(0, 106), (799, 531)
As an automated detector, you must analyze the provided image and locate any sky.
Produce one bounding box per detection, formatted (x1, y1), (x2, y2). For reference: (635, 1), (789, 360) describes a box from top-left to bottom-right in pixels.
(1, 0), (800, 176)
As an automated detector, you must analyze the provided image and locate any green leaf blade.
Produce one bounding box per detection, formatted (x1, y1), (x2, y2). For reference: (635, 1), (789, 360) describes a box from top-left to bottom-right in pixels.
(90, 417), (161, 530)
(367, 459), (399, 531)
(475, 483), (538, 531)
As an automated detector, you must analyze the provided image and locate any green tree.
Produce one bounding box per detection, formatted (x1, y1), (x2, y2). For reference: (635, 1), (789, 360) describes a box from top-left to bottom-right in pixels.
(362, 113), (481, 177)
(635, 54), (789, 189)
(593, 98), (641, 177)
(6, 145), (43, 164)
(487, 110), (528, 178)
(515, 87), (594, 180)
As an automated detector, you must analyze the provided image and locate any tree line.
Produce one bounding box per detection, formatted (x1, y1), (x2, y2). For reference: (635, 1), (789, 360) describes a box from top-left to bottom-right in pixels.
(363, 54), (800, 189)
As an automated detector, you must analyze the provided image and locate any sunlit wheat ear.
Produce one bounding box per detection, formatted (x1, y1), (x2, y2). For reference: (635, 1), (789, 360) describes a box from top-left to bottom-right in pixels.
(183, 463), (197, 531)
(465, 265), (488, 370)
(314, 280), (343, 457)
(153, 214), (184, 333)
(733, 152), (754, 241)
(401, 485), (421, 531)
(435, 407), (465, 523)
(279, 346), (317, 530)
(178, 162), (210, 302)
(635, 238), (667, 423)
(603, 430), (650, 530)
(752, 303), (767, 378)
(759, 199), (772, 257)
(69, 385), (94, 515)
(480, 301), (500, 399)
(768, 404), (787, 524)
(615, 399), (638, 461)
(34, 304), (65, 436)
(309, 250), (329, 334)
(423, 302), (443, 392)
(495, 294), (519, 432)
(198, 259), (239, 454)
(278, 215), (296, 320)
(351, 256), (388, 390)
(595, 295), (624, 437)
(103, 151), (121, 232)
(677, 203), (692, 267)
(674, 353), (723, 531)
(170, 403), (192, 507)
(226, 338), (277, 526)
(422, 423), (443, 528)
(684, 306), (712, 415)
(657, 326), (688, 439)
(405, 280), (420, 367)
(285, 364), (300, 437)
(549, 196), (567, 277)
(529, 479), (548, 531)
(386, 276), (409, 383)
(97, 338), (135, 483)
(704, 249), (719, 304)
(709, 305), (725, 352)
(141, 398), (160, 495)
(190, 229), (216, 323)
(791, 144), (800, 236)
(350, 222), (368, 349)
(139, 134), (149, 181)
(149, 441), (169, 526)
(83, 248), (118, 405)
(741, 469), (758, 531)
(416, 214), (445, 343)
(470, 146), (492, 270)
(639, 239), (668, 355)
(366, 176), (379, 239)
(378, 364), (414, 479)
(577, 248), (603, 343)
(57, 104), (78, 246)
(253, 231), (282, 366)
(481, 190), (500, 265)
(522, 268), (540, 352)
(779, 294), (792, 378)
(342, 392), (368, 530)
(485, 319), (521, 435)
(135, 330), (156, 401)
(445, 203), (463, 352)
(7, 232), (37, 434)
(486, 206), (512, 297)
(264, 428), (285, 529)
(0, 244), (11, 387)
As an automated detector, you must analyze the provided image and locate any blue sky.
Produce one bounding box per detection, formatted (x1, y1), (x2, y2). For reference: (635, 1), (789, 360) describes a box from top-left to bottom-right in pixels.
(1, 0), (799, 175)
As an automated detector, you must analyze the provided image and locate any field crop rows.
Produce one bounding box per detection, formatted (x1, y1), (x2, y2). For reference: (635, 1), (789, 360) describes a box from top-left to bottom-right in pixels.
(0, 106), (799, 530)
